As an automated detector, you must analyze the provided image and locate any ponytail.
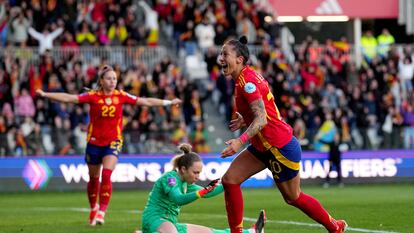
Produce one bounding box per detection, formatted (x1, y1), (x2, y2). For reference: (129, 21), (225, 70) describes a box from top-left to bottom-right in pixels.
(225, 35), (250, 65)
(171, 143), (201, 170)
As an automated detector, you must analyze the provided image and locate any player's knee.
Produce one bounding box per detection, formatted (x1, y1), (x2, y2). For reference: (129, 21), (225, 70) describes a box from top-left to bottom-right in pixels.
(283, 192), (301, 205)
(285, 197), (297, 205)
(221, 173), (243, 184)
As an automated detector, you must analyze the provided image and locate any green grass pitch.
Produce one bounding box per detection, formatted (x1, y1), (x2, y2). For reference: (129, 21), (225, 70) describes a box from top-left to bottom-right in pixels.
(1, 184), (413, 233)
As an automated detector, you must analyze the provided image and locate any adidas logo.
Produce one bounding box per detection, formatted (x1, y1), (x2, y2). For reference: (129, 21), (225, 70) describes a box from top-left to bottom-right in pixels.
(315, 0), (343, 15)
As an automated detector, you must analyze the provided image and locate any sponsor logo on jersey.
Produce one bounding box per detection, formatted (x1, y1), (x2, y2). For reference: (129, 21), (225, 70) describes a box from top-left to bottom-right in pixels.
(244, 82), (256, 94)
(167, 177), (176, 186)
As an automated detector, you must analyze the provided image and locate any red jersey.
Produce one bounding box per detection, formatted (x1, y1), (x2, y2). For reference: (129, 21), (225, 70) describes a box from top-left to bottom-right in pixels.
(78, 90), (138, 146)
(234, 66), (293, 151)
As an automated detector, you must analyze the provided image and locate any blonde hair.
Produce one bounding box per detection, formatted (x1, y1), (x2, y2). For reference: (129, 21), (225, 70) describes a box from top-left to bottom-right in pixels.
(171, 143), (201, 170)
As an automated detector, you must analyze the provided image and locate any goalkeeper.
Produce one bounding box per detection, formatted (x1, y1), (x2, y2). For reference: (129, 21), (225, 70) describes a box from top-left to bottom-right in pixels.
(140, 143), (265, 233)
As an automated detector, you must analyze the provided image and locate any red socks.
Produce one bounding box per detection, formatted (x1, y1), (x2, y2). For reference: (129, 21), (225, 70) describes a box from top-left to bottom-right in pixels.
(99, 168), (113, 212)
(221, 182), (337, 232)
(290, 192), (338, 232)
(87, 177), (100, 208)
(222, 182), (244, 233)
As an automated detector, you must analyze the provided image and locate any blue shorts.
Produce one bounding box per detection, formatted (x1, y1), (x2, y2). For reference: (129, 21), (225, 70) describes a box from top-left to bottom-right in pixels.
(248, 137), (301, 183)
(85, 140), (123, 165)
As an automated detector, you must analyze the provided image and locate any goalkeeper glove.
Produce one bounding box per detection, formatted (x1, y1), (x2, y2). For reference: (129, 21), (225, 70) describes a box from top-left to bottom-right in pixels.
(197, 179), (220, 198)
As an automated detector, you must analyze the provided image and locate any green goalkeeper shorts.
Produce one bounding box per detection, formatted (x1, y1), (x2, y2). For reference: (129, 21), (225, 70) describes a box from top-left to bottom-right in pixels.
(142, 212), (187, 233)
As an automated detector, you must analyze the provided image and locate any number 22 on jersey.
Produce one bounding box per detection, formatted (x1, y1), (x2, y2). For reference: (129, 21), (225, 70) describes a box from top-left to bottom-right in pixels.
(101, 105), (116, 117)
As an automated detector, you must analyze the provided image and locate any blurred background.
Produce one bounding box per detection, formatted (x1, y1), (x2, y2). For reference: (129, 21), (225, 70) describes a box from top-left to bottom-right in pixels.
(0, 0), (414, 192)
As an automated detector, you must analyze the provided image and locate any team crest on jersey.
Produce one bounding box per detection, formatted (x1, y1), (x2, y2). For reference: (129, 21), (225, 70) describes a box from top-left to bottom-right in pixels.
(113, 97), (119, 105)
(167, 177), (176, 186)
(105, 97), (112, 105)
(244, 82), (256, 93)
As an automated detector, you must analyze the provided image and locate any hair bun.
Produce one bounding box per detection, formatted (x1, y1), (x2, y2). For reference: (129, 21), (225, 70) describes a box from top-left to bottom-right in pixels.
(178, 143), (192, 154)
(239, 36), (248, 45)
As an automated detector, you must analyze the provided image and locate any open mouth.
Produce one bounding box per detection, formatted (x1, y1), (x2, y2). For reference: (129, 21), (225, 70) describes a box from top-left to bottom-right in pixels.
(221, 64), (229, 73)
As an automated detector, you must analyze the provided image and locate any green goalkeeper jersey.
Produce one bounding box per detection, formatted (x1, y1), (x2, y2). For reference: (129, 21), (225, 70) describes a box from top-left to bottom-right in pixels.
(142, 170), (223, 220)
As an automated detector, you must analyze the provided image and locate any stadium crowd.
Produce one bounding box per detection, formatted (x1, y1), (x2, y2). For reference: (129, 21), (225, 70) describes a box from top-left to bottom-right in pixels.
(0, 1), (414, 157)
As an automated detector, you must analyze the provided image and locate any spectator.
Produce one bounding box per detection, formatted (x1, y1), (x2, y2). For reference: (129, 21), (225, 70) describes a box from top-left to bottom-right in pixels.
(26, 123), (46, 155)
(179, 20), (197, 55)
(72, 122), (88, 155)
(171, 121), (188, 146)
(398, 56), (414, 100)
(361, 30), (377, 63)
(0, 68), (13, 109)
(293, 118), (308, 148)
(76, 21), (96, 45)
(96, 22), (110, 45)
(401, 103), (414, 149)
(235, 10), (256, 44)
(124, 119), (143, 154)
(0, 115), (8, 156)
(189, 121), (210, 153)
(52, 116), (72, 155)
(10, 8), (31, 46)
(108, 18), (128, 45)
(14, 126), (27, 156)
(382, 106), (398, 149)
(14, 88), (35, 119)
(321, 133), (344, 188)
(194, 16), (215, 53)
(130, 24), (149, 46)
(61, 31), (79, 57)
(214, 24), (228, 46)
(391, 108), (404, 149)
(0, 2), (8, 46)
(314, 112), (337, 152)
(377, 28), (395, 59)
(28, 24), (64, 54)
(138, 1), (159, 46)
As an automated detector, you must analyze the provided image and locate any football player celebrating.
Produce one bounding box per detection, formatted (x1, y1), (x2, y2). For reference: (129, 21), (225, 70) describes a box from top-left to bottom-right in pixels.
(219, 36), (347, 233)
(36, 65), (182, 226)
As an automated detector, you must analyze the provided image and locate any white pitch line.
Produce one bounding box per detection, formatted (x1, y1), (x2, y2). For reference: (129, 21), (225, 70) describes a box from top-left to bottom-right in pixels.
(27, 207), (399, 233)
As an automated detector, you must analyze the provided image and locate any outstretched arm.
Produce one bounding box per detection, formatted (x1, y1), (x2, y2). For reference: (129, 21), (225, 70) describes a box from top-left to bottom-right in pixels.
(28, 27), (43, 41)
(36, 89), (79, 104)
(168, 179), (221, 205)
(221, 99), (267, 157)
(136, 97), (181, 107)
(49, 27), (64, 40)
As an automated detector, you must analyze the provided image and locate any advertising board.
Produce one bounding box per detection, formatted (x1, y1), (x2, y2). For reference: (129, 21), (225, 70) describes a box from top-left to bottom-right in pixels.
(1, 150), (413, 192)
